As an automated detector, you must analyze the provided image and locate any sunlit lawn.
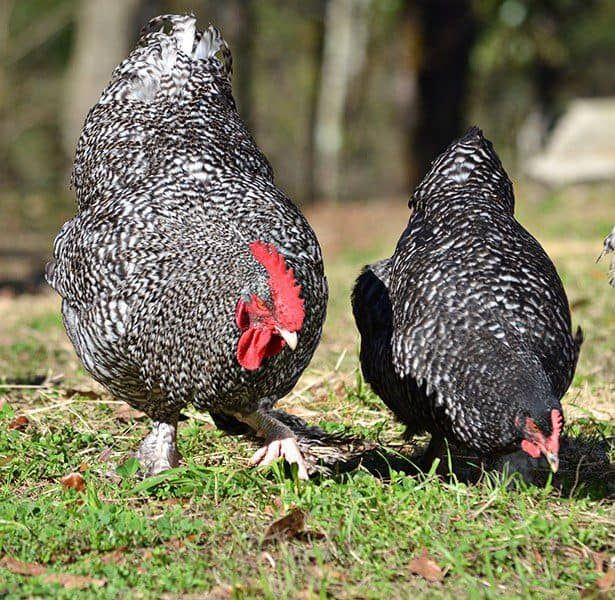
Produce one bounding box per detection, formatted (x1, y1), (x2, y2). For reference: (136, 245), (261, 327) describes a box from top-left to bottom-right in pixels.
(0, 185), (613, 597)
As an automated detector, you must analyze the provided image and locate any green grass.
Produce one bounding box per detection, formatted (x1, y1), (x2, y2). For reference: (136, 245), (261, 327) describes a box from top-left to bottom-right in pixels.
(0, 188), (613, 597)
(0, 396), (612, 598)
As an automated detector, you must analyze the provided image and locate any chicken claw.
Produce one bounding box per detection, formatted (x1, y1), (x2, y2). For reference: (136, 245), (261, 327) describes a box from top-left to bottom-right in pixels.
(249, 437), (309, 480)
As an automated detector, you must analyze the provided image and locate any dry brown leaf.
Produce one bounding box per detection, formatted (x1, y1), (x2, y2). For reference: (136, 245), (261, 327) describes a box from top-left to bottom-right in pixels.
(78, 462), (90, 472)
(8, 415), (29, 431)
(263, 508), (325, 543)
(2, 551), (105, 589)
(64, 388), (105, 400)
(60, 472), (86, 493)
(113, 403), (146, 422)
(596, 569), (615, 591)
(42, 573), (106, 589)
(99, 548), (127, 565)
(0, 556), (46, 576)
(166, 535), (197, 550)
(264, 508), (306, 541)
(408, 548), (445, 582)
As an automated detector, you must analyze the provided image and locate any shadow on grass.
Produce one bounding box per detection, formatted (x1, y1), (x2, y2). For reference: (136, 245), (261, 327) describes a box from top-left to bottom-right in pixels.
(269, 410), (614, 500)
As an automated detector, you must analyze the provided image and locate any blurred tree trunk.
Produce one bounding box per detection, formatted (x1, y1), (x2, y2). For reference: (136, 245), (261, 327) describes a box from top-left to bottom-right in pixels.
(396, 2), (421, 189)
(304, 7), (326, 204)
(313, 0), (372, 202)
(0, 0), (13, 109)
(221, 0), (255, 132)
(61, 0), (141, 162)
(411, 0), (477, 182)
(0, 0), (13, 189)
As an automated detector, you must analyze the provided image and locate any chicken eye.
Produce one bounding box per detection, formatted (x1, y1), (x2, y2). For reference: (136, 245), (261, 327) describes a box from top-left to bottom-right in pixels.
(254, 297), (269, 311)
(526, 418), (540, 434)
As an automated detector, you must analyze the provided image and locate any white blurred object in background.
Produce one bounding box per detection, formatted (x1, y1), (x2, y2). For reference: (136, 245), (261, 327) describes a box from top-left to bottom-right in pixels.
(526, 98), (615, 185)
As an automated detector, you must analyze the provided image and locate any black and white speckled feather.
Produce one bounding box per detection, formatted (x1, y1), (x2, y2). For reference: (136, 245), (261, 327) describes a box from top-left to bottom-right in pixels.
(352, 127), (582, 459)
(598, 226), (615, 287)
(46, 15), (328, 466)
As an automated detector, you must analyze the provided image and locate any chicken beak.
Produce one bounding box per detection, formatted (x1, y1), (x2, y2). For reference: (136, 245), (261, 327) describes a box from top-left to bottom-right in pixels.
(277, 328), (298, 350)
(545, 451), (559, 474)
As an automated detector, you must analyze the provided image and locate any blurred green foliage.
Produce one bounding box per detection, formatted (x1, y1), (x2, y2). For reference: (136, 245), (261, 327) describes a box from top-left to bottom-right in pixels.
(0, 0), (613, 236)
(471, 0), (615, 152)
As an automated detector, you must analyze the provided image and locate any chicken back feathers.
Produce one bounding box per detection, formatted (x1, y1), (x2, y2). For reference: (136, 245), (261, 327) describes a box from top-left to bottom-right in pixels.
(47, 15), (328, 422)
(352, 127), (581, 458)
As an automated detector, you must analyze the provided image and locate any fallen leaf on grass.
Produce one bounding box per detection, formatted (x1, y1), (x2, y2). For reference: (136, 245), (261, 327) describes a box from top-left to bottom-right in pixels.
(8, 415), (29, 431)
(42, 573), (106, 589)
(166, 535), (197, 550)
(1, 556), (46, 576)
(1, 555), (107, 589)
(99, 548), (127, 565)
(263, 508), (325, 543)
(113, 403), (146, 422)
(64, 388), (106, 400)
(60, 472), (86, 493)
(264, 507), (305, 540)
(408, 549), (445, 582)
(596, 569), (615, 591)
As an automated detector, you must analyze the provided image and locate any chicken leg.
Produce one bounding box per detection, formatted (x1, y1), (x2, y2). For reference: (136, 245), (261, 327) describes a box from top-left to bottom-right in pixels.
(235, 408), (310, 480)
(136, 418), (182, 476)
(420, 434), (447, 473)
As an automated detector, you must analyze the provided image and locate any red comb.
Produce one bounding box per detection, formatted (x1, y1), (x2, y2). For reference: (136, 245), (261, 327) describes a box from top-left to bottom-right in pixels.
(546, 409), (563, 454)
(249, 241), (304, 331)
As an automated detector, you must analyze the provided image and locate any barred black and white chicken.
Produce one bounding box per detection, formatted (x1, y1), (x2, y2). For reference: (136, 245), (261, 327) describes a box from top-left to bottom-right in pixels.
(352, 127), (582, 473)
(46, 15), (328, 478)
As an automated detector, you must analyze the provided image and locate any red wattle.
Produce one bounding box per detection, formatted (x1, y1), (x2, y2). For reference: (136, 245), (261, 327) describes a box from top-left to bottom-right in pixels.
(237, 327), (285, 371)
(237, 328), (269, 370)
(521, 439), (541, 458)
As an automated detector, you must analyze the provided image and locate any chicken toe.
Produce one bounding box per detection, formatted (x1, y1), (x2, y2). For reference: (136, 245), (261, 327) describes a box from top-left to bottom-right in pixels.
(249, 437), (309, 480)
(235, 408), (310, 480)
